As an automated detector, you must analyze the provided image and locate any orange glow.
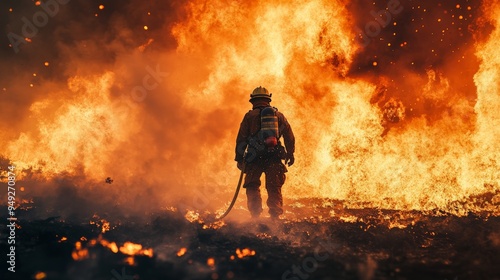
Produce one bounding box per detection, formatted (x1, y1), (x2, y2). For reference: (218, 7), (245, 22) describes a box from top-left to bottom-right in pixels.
(202, 220), (226, 230)
(34, 272), (46, 279)
(1, 0), (499, 217)
(185, 210), (202, 223)
(235, 248), (256, 258)
(138, 38), (154, 52)
(101, 220), (110, 233)
(120, 242), (143, 255)
(124, 256), (135, 266)
(177, 247), (187, 257)
(207, 258), (215, 267)
(70, 237), (152, 261)
(142, 248), (154, 257)
(119, 241), (154, 257)
(71, 242), (89, 261)
(89, 217), (112, 233)
(100, 239), (119, 253)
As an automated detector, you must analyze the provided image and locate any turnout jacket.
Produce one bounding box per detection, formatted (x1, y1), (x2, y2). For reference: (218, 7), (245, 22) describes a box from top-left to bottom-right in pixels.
(235, 102), (295, 162)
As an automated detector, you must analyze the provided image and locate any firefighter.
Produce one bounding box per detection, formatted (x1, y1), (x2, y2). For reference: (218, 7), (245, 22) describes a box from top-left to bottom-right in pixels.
(235, 86), (295, 219)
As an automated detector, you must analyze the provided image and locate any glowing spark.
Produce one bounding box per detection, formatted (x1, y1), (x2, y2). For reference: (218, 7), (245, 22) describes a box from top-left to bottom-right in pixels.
(177, 247), (187, 257)
(97, 237), (118, 253)
(207, 258), (215, 267)
(235, 248), (256, 258)
(119, 242), (142, 255)
(142, 248), (154, 257)
(117, 241), (153, 257)
(34, 272), (46, 279)
(124, 256), (135, 266)
(185, 210), (202, 223)
(101, 220), (110, 233)
(71, 241), (89, 260)
(143, 25), (148, 30)
(44, 62), (49, 67)
(20, 186), (25, 191)
(99, 5), (104, 10)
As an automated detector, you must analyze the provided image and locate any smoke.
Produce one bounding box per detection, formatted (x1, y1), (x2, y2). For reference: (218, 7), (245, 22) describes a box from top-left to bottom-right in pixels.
(0, 0), (499, 218)
(0, 0), (220, 215)
(348, 0), (486, 127)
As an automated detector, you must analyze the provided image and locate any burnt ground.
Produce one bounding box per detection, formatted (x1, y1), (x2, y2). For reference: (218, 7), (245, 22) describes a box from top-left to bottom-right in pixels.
(1, 198), (499, 280)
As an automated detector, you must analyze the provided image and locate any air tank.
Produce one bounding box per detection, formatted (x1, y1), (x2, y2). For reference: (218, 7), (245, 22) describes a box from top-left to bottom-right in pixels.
(260, 107), (279, 147)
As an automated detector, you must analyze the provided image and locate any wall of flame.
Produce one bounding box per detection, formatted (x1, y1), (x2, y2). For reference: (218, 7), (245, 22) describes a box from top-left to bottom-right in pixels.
(0, 0), (498, 214)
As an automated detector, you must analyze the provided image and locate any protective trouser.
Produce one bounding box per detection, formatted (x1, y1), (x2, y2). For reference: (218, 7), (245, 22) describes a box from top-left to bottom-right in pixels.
(243, 158), (287, 217)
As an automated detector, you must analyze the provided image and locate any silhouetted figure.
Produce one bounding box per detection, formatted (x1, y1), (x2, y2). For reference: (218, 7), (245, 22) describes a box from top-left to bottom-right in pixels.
(235, 87), (295, 219)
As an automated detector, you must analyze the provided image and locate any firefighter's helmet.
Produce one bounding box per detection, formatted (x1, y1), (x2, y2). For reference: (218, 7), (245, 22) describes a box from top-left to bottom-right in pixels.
(250, 86), (272, 102)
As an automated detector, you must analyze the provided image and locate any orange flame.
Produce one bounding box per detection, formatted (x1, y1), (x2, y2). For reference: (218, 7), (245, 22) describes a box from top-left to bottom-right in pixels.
(177, 247), (187, 257)
(71, 237), (153, 261)
(207, 257), (215, 268)
(2, 0), (499, 216)
(119, 241), (154, 257)
(71, 241), (89, 261)
(119, 242), (143, 255)
(100, 239), (119, 253)
(124, 256), (135, 266)
(235, 248), (256, 259)
(34, 272), (47, 280)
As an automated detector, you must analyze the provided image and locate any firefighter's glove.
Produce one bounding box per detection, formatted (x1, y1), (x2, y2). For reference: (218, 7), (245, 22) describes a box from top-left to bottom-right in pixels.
(285, 154), (295, 167)
(237, 161), (245, 171)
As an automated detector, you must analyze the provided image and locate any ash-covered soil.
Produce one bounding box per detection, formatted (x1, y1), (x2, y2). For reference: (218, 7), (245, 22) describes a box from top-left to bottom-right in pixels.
(1, 198), (499, 280)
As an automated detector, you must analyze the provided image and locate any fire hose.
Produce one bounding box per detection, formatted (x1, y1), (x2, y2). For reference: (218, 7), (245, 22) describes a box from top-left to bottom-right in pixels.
(216, 162), (246, 220)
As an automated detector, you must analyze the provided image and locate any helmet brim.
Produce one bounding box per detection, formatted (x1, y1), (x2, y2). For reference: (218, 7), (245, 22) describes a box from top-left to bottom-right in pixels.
(249, 96), (272, 102)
